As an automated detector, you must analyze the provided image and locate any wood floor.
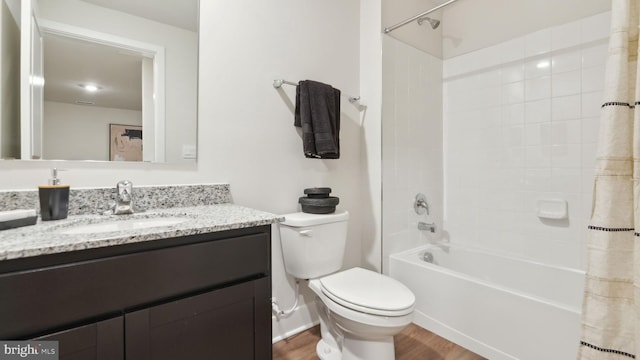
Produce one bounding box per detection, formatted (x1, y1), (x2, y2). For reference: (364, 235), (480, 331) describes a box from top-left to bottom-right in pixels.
(273, 323), (486, 360)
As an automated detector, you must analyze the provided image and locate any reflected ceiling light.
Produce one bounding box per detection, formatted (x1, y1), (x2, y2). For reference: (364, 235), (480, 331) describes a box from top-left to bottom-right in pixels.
(79, 84), (101, 92)
(536, 61), (551, 69)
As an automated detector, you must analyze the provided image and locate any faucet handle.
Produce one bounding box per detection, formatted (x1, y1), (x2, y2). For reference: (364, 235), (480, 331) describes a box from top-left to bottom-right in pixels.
(414, 193), (430, 215)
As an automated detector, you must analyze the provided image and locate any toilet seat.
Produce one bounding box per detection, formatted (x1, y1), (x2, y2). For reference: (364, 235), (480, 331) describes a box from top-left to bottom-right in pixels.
(319, 267), (415, 317)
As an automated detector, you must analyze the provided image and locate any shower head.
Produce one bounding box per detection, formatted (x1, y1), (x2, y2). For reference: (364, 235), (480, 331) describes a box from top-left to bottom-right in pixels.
(417, 16), (440, 30)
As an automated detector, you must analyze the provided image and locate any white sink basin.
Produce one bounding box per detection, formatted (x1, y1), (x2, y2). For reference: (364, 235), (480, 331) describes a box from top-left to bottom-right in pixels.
(61, 217), (190, 235)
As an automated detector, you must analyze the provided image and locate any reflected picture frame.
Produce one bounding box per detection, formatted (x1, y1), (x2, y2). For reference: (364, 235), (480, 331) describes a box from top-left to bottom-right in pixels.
(109, 124), (143, 161)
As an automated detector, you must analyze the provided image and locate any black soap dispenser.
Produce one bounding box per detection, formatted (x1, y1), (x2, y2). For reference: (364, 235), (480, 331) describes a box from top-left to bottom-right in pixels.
(38, 168), (70, 221)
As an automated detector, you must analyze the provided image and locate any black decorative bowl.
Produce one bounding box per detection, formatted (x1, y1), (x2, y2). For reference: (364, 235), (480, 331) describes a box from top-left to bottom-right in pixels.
(299, 196), (340, 214)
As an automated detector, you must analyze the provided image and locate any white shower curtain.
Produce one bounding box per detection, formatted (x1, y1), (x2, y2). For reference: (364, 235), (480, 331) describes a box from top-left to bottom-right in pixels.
(578, 0), (640, 359)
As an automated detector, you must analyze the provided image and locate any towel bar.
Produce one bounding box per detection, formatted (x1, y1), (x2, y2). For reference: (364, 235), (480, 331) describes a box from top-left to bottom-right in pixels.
(273, 79), (361, 104)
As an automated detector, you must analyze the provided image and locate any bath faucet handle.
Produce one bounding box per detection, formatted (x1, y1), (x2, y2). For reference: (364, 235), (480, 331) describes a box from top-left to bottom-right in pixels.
(414, 193), (430, 215)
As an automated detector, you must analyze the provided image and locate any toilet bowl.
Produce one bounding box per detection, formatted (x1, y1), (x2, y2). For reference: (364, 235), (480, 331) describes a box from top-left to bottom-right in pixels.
(279, 210), (415, 360)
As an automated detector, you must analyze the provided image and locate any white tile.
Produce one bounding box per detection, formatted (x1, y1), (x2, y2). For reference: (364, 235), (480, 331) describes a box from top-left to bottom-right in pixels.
(582, 168), (596, 197)
(550, 168), (582, 194)
(582, 91), (604, 117)
(504, 125), (525, 147)
(477, 69), (502, 87)
(524, 168), (552, 191)
(582, 65), (606, 93)
(525, 99), (551, 124)
(502, 63), (525, 84)
(551, 120), (581, 145)
(552, 51), (582, 74)
(525, 28), (552, 57)
(472, 46), (501, 72)
(481, 86), (503, 108)
(443, 56), (462, 78)
(582, 42), (608, 68)
(581, 12), (611, 43)
(525, 123), (552, 146)
(504, 146), (525, 168)
(581, 116), (600, 144)
(525, 58), (552, 79)
(500, 37), (526, 63)
(526, 146), (552, 168)
(582, 142), (597, 168)
(502, 81), (525, 104)
(484, 106), (502, 127)
(552, 95), (581, 121)
(525, 76), (551, 101)
(548, 241), (581, 269)
(552, 20), (582, 51)
(551, 144), (582, 168)
(502, 103), (525, 126)
(522, 235), (552, 264)
(552, 70), (581, 97)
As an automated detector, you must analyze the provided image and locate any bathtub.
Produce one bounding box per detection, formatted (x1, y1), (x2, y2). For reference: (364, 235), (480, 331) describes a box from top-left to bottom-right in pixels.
(389, 244), (585, 360)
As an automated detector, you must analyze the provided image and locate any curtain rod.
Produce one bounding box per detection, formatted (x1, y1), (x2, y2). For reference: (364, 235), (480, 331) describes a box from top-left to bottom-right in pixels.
(383, 0), (459, 34)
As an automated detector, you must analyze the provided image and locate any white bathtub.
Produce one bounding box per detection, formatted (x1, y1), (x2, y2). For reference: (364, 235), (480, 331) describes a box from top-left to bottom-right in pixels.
(389, 244), (585, 360)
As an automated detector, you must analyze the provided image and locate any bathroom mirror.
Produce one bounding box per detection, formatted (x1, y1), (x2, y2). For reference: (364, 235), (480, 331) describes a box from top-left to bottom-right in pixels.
(0, 0), (198, 163)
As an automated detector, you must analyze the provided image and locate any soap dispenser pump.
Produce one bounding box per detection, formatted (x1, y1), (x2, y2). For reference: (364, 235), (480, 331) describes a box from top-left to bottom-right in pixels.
(38, 168), (70, 221)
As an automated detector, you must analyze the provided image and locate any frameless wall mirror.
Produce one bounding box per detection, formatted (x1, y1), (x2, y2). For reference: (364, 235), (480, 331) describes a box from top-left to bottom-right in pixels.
(0, 0), (198, 163)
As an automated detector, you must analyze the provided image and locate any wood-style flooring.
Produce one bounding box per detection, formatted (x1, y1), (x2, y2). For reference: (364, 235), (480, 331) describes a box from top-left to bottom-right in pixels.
(273, 323), (486, 360)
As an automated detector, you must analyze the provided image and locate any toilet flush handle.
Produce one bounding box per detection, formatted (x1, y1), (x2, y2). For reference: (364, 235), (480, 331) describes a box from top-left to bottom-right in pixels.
(299, 230), (313, 236)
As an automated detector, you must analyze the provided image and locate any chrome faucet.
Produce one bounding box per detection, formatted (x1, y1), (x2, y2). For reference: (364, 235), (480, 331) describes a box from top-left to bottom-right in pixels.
(418, 221), (437, 233)
(112, 180), (134, 215)
(414, 193), (429, 215)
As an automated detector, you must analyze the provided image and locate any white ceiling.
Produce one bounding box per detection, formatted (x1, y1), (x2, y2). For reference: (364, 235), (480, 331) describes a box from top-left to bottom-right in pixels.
(383, 0), (611, 59)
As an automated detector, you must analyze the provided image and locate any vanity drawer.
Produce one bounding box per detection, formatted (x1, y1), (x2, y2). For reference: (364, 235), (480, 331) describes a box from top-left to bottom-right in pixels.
(0, 231), (270, 338)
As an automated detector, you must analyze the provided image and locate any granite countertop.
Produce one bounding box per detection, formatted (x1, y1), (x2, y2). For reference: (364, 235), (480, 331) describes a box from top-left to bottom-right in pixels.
(0, 204), (282, 261)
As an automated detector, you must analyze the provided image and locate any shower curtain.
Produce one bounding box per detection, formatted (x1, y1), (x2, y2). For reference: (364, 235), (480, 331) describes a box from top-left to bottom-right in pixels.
(578, 0), (640, 359)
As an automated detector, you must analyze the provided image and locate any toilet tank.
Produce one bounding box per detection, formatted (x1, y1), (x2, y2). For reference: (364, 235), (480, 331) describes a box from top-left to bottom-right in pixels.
(279, 210), (349, 279)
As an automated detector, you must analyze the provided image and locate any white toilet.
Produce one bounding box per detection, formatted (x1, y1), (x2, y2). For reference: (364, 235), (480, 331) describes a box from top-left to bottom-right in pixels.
(279, 210), (415, 360)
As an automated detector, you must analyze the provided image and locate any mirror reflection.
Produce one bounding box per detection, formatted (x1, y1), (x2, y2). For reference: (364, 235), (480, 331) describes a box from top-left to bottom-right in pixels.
(0, 0), (198, 163)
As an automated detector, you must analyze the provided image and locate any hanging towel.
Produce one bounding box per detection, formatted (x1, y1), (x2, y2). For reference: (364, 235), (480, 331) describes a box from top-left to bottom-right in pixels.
(294, 80), (341, 159)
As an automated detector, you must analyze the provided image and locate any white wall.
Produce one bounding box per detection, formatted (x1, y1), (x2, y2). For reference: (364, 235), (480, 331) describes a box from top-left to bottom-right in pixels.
(443, 12), (610, 269)
(382, 35), (443, 272)
(36, 0), (197, 163)
(0, 0), (364, 343)
(360, 0), (383, 272)
(43, 101), (141, 161)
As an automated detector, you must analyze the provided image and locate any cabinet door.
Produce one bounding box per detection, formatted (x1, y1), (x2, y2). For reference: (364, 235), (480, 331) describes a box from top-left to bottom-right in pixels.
(125, 277), (271, 360)
(35, 316), (123, 360)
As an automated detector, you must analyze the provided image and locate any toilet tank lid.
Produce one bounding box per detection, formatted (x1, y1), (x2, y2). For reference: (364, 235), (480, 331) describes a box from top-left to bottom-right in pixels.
(281, 210), (349, 227)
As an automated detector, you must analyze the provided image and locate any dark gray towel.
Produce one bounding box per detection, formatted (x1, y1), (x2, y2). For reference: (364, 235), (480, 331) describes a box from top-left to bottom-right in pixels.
(294, 80), (341, 159)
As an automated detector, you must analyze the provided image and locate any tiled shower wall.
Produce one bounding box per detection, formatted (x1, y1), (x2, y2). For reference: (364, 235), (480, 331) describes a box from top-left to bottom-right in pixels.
(382, 36), (443, 273)
(443, 12), (610, 270)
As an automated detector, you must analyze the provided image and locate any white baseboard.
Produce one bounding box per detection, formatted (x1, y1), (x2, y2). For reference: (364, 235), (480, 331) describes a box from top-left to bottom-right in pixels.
(272, 300), (320, 343)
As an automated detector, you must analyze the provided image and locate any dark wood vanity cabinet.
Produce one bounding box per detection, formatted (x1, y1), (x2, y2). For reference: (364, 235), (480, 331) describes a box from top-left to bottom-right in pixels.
(0, 225), (272, 360)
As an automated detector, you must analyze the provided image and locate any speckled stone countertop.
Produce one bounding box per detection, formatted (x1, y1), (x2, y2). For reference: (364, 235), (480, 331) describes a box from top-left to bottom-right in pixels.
(0, 204), (282, 261)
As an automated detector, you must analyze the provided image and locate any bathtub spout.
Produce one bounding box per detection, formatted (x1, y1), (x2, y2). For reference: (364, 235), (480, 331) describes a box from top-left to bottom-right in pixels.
(418, 221), (437, 233)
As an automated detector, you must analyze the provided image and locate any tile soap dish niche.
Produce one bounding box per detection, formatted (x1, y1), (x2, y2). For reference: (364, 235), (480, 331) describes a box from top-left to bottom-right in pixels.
(536, 199), (568, 220)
